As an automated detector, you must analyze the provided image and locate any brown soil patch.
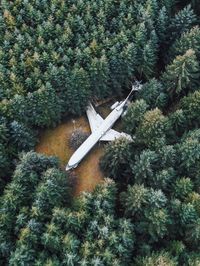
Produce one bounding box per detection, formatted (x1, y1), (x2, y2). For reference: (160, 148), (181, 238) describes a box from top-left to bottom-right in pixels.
(35, 115), (105, 196)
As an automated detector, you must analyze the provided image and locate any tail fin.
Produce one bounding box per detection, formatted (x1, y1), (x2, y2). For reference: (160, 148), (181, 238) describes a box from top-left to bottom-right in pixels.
(132, 80), (142, 92)
(124, 81), (142, 102)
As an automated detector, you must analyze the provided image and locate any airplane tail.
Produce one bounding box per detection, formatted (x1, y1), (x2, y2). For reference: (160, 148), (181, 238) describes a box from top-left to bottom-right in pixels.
(124, 81), (142, 103)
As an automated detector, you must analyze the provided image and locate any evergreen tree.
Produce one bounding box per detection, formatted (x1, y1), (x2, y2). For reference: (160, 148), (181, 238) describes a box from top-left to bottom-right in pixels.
(100, 138), (132, 181)
(168, 26), (200, 62)
(161, 49), (200, 97)
(137, 78), (168, 109)
(88, 55), (110, 98)
(172, 177), (194, 200)
(0, 118), (9, 179)
(169, 5), (197, 43)
(123, 99), (149, 136)
(10, 121), (37, 152)
(177, 129), (200, 182)
(0, 152), (59, 261)
(65, 67), (90, 115)
(156, 6), (170, 44)
(180, 91), (200, 128)
(136, 108), (168, 148)
(135, 251), (178, 266)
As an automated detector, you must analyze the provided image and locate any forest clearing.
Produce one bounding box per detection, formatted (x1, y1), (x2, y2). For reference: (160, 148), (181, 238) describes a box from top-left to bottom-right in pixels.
(1, 0), (200, 265)
(35, 115), (104, 195)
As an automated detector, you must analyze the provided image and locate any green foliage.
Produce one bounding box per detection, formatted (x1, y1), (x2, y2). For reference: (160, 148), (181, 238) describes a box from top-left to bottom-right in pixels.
(89, 55), (110, 98)
(0, 151), (69, 262)
(186, 218), (200, 245)
(168, 109), (187, 139)
(121, 184), (169, 241)
(132, 150), (159, 182)
(137, 79), (168, 109)
(64, 67), (91, 115)
(136, 108), (168, 148)
(1, 0), (169, 181)
(135, 251), (178, 266)
(188, 253), (200, 266)
(166, 240), (186, 258)
(191, 0), (200, 15)
(10, 121), (37, 152)
(179, 203), (198, 226)
(149, 167), (176, 192)
(121, 184), (148, 216)
(8, 179), (135, 265)
(123, 99), (149, 135)
(1, 0), (200, 265)
(172, 177), (194, 200)
(137, 30), (159, 79)
(161, 49), (200, 97)
(177, 129), (200, 180)
(31, 168), (71, 220)
(100, 138), (132, 181)
(180, 91), (200, 128)
(11, 83), (62, 127)
(186, 192), (200, 215)
(168, 26), (200, 61)
(156, 6), (170, 44)
(0, 0), (167, 119)
(0, 118), (9, 179)
(169, 5), (197, 42)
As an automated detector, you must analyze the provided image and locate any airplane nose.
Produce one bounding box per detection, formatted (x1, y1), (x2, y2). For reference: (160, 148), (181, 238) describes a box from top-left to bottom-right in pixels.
(66, 164), (73, 171)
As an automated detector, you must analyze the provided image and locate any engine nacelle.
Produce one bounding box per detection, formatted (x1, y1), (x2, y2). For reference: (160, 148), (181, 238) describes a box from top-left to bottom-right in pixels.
(110, 101), (119, 110)
(122, 109), (128, 117)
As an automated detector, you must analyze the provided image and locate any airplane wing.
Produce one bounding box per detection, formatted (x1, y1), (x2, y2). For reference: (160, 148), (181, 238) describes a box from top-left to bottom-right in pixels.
(100, 129), (133, 141)
(86, 102), (104, 132)
(86, 102), (133, 141)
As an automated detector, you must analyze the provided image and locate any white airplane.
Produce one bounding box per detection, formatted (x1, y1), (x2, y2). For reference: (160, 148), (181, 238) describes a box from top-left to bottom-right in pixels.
(66, 83), (142, 171)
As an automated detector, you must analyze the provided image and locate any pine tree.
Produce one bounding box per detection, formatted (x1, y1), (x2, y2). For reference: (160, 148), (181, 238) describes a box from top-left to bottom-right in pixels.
(140, 35), (158, 79)
(172, 178), (194, 200)
(123, 99), (149, 135)
(135, 251), (178, 266)
(180, 91), (200, 128)
(168, 26), (200, 62)
(177, 129), (200, 181)
(65, 67), (90, 115)
(88, 55), (110, 98)
(156, 6), (170, 44)
(161, 49), (200, 97)
(120, 184), (148, 217)
(135, 27), (158, 79)
(100, 138), (132, 181)
(136, 108), (168, 148)
(137, 78), (168, 109)
(10, 121), (37, 152)
(169, 5), (197, 43)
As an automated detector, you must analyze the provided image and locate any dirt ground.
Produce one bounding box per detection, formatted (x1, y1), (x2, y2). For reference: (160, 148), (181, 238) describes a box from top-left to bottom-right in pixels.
(35, 116), (105, 195)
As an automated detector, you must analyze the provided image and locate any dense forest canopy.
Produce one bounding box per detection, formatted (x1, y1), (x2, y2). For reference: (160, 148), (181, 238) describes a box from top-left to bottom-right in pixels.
(0, 0), (200, 265)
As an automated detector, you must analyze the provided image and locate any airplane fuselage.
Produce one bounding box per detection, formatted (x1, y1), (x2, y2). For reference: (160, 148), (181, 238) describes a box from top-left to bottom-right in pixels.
(66, 102), (125, 170)
(66, 83), (142, 171)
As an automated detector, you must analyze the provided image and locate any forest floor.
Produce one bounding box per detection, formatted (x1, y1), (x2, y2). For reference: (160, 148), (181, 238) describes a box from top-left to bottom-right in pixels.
(35, 102), (121, 196)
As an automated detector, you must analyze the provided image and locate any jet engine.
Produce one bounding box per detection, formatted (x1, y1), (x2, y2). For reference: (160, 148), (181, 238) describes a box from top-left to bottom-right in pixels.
(110, 101), (120, 110)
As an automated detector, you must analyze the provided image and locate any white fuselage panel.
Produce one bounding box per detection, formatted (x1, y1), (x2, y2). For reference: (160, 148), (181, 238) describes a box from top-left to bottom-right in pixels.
(67, 106), (124, 168)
